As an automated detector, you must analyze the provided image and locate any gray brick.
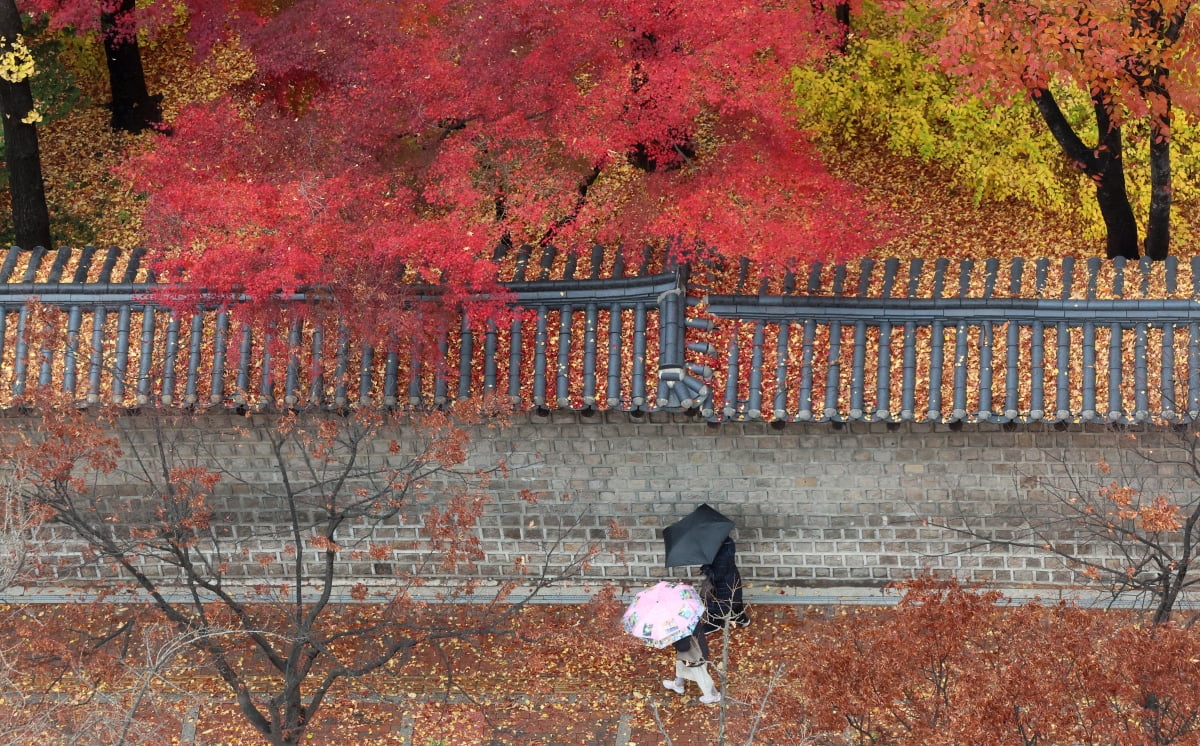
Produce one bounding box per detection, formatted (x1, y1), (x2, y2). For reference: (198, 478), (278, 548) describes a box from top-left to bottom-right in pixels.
(18, 413), (1199, 598)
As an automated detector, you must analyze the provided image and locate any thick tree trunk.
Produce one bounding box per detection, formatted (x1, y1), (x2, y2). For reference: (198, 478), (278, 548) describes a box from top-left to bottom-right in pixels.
(0, 0), (52, 251)
(101, 0), (163, 133)
(1144, 72), (1173, 261)
(1091, 111), (1140, 261)
(1146, 133), (1171, 261)
(1031, 88), (1140, 260)
(1134, 6), (1187, 261)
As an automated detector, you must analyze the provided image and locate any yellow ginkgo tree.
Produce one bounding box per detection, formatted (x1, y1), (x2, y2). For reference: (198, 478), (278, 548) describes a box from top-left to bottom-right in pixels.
(881, 0), (1199, 261)
(795, 0), (1200, 260)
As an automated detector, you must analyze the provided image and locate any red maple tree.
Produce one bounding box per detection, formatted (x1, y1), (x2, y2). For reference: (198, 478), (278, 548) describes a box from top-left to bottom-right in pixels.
(124, 0), (898, 324)
(798, 576), (1200, 745)
(20, 0), (246, 58)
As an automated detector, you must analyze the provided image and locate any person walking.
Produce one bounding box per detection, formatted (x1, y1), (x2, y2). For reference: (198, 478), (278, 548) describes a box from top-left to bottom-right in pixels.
(699, 536), (750, 635)
(661, 631), (721, 704)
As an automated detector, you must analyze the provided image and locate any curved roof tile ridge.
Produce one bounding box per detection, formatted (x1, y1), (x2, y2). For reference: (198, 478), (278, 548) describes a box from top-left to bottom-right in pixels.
(3, 248), (1198, 426)
(691, 255), (1196, 302)
(0, 246), (151, 287)
(6, 247), (1194, 303)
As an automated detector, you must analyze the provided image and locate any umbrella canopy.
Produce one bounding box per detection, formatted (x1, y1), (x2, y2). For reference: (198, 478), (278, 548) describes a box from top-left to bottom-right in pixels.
(663, 503), (735, 567)
(621, 581), (705, 648)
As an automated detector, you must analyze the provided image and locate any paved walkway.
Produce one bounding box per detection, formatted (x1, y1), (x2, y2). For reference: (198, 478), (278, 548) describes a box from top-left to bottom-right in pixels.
(5, 581), (1192, 745)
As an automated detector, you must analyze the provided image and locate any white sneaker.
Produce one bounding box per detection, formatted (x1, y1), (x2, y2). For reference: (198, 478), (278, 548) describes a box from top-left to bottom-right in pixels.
(699, 692), (722, 705)
(662, 679), (685, 694)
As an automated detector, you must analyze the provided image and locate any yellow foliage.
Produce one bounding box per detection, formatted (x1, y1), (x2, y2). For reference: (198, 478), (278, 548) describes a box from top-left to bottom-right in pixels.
(792, 33), (1100, 239)
(792, 7), (1200, 249)
(0, 35), (35, 83)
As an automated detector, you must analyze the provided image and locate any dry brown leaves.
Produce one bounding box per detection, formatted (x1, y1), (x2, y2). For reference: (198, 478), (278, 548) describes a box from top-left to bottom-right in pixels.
(0, 600), (820, 746)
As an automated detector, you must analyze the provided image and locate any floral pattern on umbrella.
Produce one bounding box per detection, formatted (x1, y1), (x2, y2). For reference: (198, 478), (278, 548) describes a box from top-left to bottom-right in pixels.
(621, 581), (705, 648)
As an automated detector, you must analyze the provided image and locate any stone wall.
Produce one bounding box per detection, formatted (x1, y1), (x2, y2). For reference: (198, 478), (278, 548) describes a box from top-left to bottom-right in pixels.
(476, 413), (1175, 591)
(10, 409), (1191, 596)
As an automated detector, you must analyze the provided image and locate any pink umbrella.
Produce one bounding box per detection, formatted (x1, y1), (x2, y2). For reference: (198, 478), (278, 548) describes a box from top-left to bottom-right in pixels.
(621, 581), (705, 648)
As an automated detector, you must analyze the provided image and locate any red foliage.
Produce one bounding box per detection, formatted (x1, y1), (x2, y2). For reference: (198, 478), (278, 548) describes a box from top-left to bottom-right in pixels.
(891, 0), (1200, 131)
(797, 575), (1200, 745)
(19, 0), (246, 51)
(124, 0), (899, 329)
(0, 374), (597, 744)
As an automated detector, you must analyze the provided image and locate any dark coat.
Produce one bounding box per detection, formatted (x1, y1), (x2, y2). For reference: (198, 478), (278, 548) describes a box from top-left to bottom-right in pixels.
(699, 537), (748, 633)
(673, 630), (710, 662)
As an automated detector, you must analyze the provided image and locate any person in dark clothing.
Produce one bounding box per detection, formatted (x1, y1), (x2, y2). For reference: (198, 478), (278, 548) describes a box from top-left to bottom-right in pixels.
(699, 536), (750, 634)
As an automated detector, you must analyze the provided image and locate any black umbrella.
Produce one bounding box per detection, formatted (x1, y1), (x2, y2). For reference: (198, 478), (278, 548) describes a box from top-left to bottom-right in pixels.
(663, 503), (735, 568)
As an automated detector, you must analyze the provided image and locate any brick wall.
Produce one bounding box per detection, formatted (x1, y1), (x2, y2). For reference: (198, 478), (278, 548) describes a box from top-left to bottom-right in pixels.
(11, 410), (1186, 595)
(477, 413), (1165, 590)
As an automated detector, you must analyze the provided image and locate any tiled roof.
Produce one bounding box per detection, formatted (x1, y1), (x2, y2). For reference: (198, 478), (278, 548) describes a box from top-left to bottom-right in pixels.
(694, 256), (1200, 424)
(2, 247), (1199, 424)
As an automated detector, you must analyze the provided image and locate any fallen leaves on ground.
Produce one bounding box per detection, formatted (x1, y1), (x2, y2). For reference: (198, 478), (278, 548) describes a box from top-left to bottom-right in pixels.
(0, 600), (821, 745)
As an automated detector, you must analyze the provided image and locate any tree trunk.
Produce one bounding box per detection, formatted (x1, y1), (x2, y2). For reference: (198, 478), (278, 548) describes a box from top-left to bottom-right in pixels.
(1145, 133), (1171, 261)
(834, 1), (851, 52)
(0, 0), (52, 251)
(1031, 88), (1140, 260)
(101, 0), (163, 133)
(1144, 75), (1173, 261)
(1091, 110), (1140, 261)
